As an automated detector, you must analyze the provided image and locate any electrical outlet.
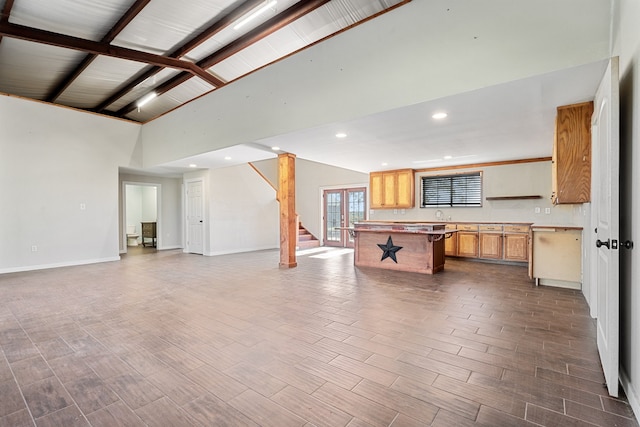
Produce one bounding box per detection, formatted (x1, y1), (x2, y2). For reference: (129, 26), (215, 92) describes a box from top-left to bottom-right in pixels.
(534, 207), (541, 214)
(80, 203), (86, 210)
(31, 245), (37, 252)
(545, 207), (551, 214)
(400, 209), (405, 215)
(394, 209), (398, 214)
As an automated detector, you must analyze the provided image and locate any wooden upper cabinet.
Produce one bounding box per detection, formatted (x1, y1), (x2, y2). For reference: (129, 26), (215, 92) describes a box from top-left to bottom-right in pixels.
(552, 101), (594, 204)
(369, 169), (415, 209)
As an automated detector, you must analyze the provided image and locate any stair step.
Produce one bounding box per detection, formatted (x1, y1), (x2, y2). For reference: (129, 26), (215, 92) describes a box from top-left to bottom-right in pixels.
(297, 239), (320, 249)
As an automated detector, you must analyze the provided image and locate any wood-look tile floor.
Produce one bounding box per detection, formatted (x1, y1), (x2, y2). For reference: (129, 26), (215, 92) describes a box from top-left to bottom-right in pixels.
(0, 247), (637, 427)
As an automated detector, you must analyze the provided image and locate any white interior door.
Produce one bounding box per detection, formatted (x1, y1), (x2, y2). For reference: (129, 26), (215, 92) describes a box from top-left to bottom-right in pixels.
(592, 57), (620, 397)
(186, 179), (204, 255)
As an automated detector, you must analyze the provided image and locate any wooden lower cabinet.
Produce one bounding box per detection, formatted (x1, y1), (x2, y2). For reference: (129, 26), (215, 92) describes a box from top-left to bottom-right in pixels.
(457, 232), (479, 257)
(479, 233), (502, 259)
(446, 223), (530, 264)
(444, 225), (457, 256)
(504, 233), (529, 261)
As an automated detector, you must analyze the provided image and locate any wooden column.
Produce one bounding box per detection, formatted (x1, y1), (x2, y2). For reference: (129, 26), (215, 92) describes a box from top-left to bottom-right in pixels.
(278, 153), (297, 268)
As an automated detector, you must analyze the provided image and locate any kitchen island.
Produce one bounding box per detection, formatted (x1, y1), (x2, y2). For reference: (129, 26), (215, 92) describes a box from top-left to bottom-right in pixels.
(351, 222), (453, 274)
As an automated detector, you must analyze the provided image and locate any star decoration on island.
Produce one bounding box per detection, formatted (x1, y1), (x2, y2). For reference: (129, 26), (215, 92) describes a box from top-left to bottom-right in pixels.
(377, 236), (403, 263)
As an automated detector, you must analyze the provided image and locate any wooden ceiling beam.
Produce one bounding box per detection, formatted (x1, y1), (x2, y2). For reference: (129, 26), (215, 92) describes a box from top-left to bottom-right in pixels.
(0, 20), (222, 87)
(0, 0), (15, 44)
(200, 0), (330, 69)
(46, 0), (152, 102)
(96, 0), (263, 113)
(116, 0), (330, 117)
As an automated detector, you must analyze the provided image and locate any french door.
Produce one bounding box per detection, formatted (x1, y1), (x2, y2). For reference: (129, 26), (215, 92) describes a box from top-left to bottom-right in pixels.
(324, 187), (366, 248)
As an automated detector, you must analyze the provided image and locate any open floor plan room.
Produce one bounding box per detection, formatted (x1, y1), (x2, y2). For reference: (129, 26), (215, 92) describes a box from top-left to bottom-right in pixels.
(0, 248), (638, 426)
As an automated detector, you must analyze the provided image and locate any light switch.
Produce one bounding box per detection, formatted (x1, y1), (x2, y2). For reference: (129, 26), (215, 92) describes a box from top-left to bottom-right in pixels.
(545, 208), (551, 214)
(80, 203), (86, 210)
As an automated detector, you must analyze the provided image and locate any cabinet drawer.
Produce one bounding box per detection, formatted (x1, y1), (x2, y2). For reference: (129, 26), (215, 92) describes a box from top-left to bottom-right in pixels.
(445, 224), (457, 230)
(479, 225), (503, 232)
(457, 224), (478, 231)
(504, 225), (530, 233)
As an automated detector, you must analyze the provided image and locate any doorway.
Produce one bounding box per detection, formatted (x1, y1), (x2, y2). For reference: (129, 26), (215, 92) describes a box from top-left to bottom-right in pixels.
(323, 187), (366, 248)
(123, 182), (160, 254)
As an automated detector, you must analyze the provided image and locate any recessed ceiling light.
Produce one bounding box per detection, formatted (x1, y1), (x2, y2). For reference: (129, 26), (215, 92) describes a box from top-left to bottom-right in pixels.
(224, 156), (232, 160)
(443, 155), (453, 160)
(335, 132), (347, 138)
(271, 146), (280, 151)
(381, 162), (388, 166)
(189, 164), (197, 168)
(432, 112), (448, 119)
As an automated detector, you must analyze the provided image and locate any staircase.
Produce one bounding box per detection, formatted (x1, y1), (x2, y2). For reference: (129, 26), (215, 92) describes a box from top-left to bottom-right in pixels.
(297, 222), (320, 249)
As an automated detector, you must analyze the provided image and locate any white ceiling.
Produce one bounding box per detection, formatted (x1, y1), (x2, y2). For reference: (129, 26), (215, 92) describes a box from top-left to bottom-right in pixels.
(155, 59), (608, 174)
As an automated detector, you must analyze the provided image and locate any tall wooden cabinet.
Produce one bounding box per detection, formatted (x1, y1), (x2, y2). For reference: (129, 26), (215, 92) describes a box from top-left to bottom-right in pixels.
(552, 101), (594, 204)
(370, 169), (415, 209)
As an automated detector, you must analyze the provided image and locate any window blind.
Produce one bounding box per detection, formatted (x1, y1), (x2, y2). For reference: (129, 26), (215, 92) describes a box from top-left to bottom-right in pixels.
(421, 172), (482, 207)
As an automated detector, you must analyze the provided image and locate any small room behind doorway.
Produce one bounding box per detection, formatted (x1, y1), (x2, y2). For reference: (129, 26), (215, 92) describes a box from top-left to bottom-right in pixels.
(124, 183), (158, 252)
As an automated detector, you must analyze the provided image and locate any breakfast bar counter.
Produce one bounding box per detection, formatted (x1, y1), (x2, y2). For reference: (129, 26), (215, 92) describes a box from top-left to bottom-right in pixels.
(351, 222), (454, 274)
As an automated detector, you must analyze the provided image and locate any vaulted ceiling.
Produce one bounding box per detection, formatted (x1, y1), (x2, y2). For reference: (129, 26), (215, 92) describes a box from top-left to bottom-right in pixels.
(0, 0), (408, 123)
(0, 0), (612, 175)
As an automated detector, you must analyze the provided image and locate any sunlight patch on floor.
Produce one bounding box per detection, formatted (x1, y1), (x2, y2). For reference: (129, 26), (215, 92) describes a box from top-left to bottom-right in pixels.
(309, 248), (354, 259)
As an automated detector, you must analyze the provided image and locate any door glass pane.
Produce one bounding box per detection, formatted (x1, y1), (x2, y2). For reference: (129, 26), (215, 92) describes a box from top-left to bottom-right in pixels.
(347, 190), (366, 243)
(326, 192), (342, 242)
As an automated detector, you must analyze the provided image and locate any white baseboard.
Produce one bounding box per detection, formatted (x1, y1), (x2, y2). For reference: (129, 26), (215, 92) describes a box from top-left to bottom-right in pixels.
(157, 245), (182, 251)
(0, 256), (121, 275)
(205, 245), (278, 257)
(620, 368), (640, 421)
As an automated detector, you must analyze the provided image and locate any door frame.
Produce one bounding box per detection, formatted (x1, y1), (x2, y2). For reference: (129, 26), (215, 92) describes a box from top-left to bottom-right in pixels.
(184, 177), (205, 255)
(121, 181), (161, 254)
(319, 183), (367, 247)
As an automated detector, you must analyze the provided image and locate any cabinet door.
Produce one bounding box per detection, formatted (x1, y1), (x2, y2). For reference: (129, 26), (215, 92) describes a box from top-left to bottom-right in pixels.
(370, 173), (384, 208)
(480, 233), (502, 259)
(395, 169), (415, 208)
(554, 102), (593, 204)
(457, 232), (478, 257)
(444, 233), (457, 256)
(382, 172), (397, 207)
(504, 233), (529, 261)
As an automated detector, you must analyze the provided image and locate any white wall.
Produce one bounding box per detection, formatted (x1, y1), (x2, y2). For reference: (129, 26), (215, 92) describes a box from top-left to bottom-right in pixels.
(250, 158), (368, 241)
(141, 0), (612, 168)
(372, 161), (584, 226)
(141, 186), (157, 221)
(183, 165), (279, 256)
(125, 185), (143, 238)
(0, 95), (142, 273)
(617, 0), (640, 416)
